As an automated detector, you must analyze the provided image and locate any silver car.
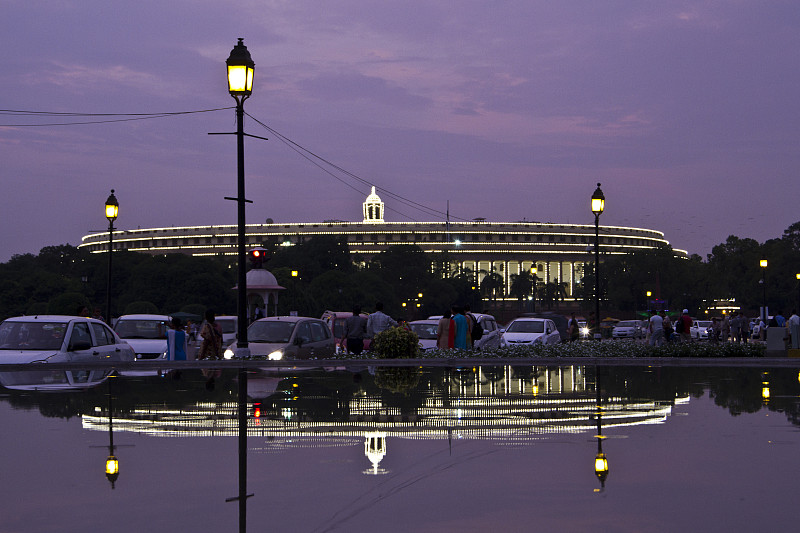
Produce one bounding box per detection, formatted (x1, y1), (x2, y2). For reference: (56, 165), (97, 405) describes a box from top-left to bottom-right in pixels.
(612, 320), (643, 339)
(0, 315), (135, 390)
(225, 316), (334, 360)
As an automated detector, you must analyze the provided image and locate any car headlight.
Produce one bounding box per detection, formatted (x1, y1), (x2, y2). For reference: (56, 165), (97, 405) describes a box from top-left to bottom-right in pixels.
(581, 327), (589, 336)
(268, 350), (284, 361)
(224, 347), (235, 359)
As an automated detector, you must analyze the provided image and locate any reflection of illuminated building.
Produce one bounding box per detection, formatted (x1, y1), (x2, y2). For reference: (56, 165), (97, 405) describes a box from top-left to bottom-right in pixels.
(83, 367), (688, 448)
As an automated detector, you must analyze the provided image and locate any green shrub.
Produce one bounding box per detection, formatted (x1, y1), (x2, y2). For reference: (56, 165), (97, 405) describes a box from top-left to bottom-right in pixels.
(372, 326), (420, 358)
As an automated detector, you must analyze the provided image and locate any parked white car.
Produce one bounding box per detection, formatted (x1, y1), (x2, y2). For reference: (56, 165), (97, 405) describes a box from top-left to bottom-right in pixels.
(213, 315), (238, 345)
(113, 314), (171, 360)
(691, 320), (713, 340)
(0, 315), (135, 390)
(501, 318), (561, 347)
(409, 319), (439, 351)
(611, 320), (643, 339)
(225, 316), (335, 360)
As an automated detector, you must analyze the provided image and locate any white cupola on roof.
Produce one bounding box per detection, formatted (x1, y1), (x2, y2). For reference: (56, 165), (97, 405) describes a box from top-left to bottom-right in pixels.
(362, 186), (384, 223)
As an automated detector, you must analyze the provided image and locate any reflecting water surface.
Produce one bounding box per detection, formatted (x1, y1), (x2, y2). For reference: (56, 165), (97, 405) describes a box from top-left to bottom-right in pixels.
(1, 364), (798, 532)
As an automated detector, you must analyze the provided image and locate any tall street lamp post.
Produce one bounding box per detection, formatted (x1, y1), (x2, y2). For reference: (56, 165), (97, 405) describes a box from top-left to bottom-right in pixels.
(760, 259), (768, 322)
(227, 38), (255, 359)
(591, 183), (605, 339)
(104, 190), (118, 324)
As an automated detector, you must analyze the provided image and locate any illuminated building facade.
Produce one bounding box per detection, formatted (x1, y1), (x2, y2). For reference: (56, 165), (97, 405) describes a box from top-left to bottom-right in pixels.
(79, 189), (685, 298)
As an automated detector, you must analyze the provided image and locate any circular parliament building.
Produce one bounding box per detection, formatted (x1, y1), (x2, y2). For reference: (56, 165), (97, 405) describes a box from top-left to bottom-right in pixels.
(80, 187), (684, 301)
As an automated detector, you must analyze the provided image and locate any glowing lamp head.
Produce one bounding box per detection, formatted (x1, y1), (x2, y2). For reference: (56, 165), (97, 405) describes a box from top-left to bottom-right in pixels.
(760, 259), (768, 268)
(591, 183), (605, 215)
(226, 38), (255, 96)
(105, 189), (119, 223)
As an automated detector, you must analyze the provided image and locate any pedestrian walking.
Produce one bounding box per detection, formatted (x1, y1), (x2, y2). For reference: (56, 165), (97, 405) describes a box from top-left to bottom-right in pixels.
(740, 313), (750, 343)
(451, 305), (471, 350)
(567, 312), (580, 342)
(366, 302), (397, 338)
(649, 310), (664, 347)
(343, 305), (368, 355)
(661, 311), (673, 343)
(198, 309), (223, 360)
(436, 311), (453, 349)
(166, 317), (188, 361)
(677, 309), (693, 343)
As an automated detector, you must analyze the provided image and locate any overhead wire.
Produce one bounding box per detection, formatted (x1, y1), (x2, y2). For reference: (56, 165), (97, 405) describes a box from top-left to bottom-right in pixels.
(1, 106), (471, 223)
(246, 111), (471, 223)
(0, 107), (235, 127)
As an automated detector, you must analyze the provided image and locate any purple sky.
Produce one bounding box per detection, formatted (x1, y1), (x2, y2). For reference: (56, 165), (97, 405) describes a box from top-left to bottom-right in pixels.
(2, 2), (799, 262)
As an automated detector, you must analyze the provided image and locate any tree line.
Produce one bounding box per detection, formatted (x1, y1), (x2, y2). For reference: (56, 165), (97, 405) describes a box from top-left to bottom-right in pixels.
(1, 221), (799, 321)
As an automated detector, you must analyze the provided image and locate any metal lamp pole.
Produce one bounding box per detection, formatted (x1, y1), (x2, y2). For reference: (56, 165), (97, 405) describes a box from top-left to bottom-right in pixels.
(591, 183), (605, 339)
(760, 259), (767, 322)
(796, 273), (800, 314)
(104, 190), (118, 324)
(226, 38), (255, 359)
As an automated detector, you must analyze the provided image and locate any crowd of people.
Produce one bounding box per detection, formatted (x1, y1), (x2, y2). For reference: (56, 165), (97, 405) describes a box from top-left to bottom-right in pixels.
(645, 308), (800, 347)
(340, 301), (483, 353)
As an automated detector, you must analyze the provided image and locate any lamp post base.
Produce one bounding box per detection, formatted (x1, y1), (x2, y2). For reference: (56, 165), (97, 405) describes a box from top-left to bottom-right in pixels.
(231, 347), (251, 359)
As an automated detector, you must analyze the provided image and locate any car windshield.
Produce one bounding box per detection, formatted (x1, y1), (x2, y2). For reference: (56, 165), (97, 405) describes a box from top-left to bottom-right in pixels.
(216, 319), (237, 334)
(617, 321), (638, 327)
(410, 323), (438, 340)
(0, 321), (68, 351)
(507, 321), (544, 334)
(249, 321), (296, 343)
(696, 321), (712, 328)
(114, 320), (168, 339)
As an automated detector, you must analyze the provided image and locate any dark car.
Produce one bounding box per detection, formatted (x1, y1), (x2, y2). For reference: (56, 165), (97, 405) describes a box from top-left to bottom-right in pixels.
(519, 312), (568, 342)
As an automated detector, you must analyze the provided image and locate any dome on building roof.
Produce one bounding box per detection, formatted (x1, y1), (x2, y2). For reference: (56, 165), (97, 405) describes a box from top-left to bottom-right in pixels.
(246, 268), (284, 289)
(363, 186), (385, 223)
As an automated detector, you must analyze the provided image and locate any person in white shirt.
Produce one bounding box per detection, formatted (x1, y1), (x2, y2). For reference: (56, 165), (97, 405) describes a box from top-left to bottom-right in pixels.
(649, 310), (664, 347)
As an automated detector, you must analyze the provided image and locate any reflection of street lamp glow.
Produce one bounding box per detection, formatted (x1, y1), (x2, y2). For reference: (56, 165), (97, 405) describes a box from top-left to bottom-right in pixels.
(105, 455), (119, 486)
(762, 382), (770, 401)
(594, 451), (609, 486)
(593, 370), (609, 492)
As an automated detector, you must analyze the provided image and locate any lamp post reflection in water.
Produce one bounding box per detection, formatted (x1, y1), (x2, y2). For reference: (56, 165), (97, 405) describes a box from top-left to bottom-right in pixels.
(226, 368), (253, 533)
(105, 389), (119, 489)
(593, 369), (609, 491)
(92, 379), (132, 489)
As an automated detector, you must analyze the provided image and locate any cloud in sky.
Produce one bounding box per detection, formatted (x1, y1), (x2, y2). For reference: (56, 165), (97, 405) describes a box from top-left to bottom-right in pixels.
(1, 1), (799, 261)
